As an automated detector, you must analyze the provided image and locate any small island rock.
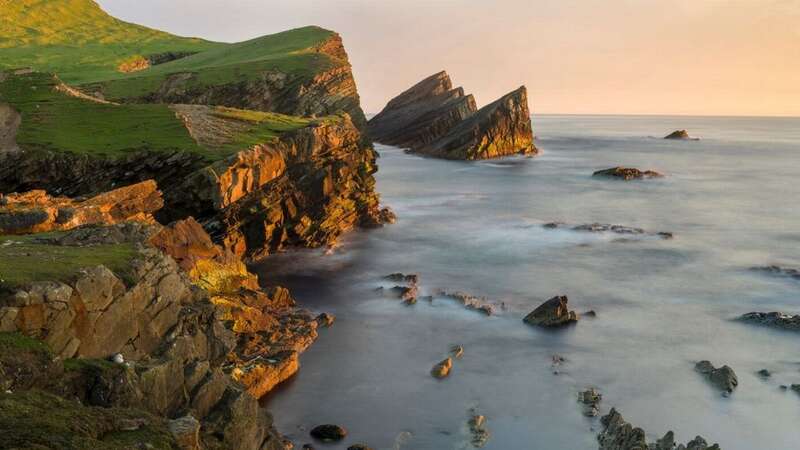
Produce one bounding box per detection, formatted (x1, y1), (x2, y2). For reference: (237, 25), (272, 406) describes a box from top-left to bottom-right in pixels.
(524, 296), (578, 327)
(695, 361), (738, 395)
(431, 357), (453, 379)
(310, 424), (347, 442)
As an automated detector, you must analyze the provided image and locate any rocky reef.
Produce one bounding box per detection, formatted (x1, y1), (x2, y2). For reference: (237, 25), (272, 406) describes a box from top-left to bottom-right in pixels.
(368, 72), (537, 160)
(593, 167), (664, 180)
(598, 408), (721, 450)
(739, 312), (800, 332)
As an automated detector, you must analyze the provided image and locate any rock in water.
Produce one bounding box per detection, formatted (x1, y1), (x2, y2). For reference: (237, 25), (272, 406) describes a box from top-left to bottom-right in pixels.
(368, 71), (537, 160)
(347, 445), (374, 450)
(695, 361), (738, 395)
(524, 296), (578, 327)
(431, 358), (453, 379)
(593, 167), (664, 180)
(598, 408), (721, 450)
(739, 311), (800, 332)
(468, 412), (490, 448)
(664, 129), (696, 140)
(310, 424), (347, 442)
(368, 71), (478, 149)
(420, 86), (537, 160)
(578, 388), (602, 417)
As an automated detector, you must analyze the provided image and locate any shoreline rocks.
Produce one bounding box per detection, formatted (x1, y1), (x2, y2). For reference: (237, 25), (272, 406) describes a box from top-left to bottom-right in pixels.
(598, 408), (720, 450)
(524, 296), (578, 328)
(738, 312), (800, 332)
(593, 167), (664, 181)
(695, 361), (738, 395)
(368, 71), (537, 160)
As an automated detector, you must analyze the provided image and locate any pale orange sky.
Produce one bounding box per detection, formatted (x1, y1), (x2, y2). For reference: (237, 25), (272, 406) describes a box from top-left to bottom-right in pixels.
(97, 0), (800, 117)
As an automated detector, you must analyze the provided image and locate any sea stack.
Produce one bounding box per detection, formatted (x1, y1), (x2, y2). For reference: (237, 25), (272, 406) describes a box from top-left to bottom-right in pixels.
(368, 72), (537, 160)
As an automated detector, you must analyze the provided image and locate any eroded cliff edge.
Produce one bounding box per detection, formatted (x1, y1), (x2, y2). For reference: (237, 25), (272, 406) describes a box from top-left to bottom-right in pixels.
(367, 71), (537, 160)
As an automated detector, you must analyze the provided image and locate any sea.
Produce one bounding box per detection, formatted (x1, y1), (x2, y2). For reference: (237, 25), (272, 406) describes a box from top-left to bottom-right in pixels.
(254, 115), (800, 450)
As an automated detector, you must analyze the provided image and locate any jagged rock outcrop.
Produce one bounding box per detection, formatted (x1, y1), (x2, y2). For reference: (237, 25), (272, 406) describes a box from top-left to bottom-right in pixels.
(0, 180), (163, 234)
(695, 361), (738, 395)
(593, 167), (664, 180)
(208, 115), (388, 258)
(738, 312), (800, 332)
(524, 295), (578, 327)
(420, 86), (537, 160)
(598, 408), (721, 450)
(368, 72), (537, 160)
(368, 71), (477, 148)
(0, 102), (20, 153)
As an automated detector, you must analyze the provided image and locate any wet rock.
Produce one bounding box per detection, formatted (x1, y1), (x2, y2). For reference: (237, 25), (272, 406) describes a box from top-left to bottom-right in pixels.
(434, 290), (497, 316)
(431, 357), (453, 379)
(664, 129), (696, 140)
(302, 445), (315, 450)
(551, 354), (567, 375)
(389, 285), (418, 304)
(468, 410), (490, 448)
(695, 361), (738, 395)
(578, 388), (602, 417)
(316, 312), (335, 327)
(524, 296), (578, 328)
(749, 265), (800, 280)
(593, 167), (664, 180)
(385, 273), (420, 284)
(347, 445), (373, 450)
(451, 345), (464, 359)
(310, 424), (347, 442)
(738, 312), (800, 332)
(757, 369), (771, 378)
(598, 408), (720, 450)
(543, 222), (673, 240)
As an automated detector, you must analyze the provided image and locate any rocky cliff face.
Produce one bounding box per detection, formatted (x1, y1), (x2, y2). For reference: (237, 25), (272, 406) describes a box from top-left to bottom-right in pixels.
(367, 71), (477, 148)
(126, 34), (368, 131)
(422, 86), (537, 160)
(0, 213), (324, 449)
(368, 72), (537, 160)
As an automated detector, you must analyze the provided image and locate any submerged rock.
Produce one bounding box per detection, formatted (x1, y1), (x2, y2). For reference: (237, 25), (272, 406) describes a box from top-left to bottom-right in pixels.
(593, 167), (664, 180)
(739, 312), (800, 332)
(524, 296), (578, 328)
(749, 265), (800, 280)
(431, 358), (453, 379)
(368, 71), (537, 160)
(664, 129), (697, 140)
(468, 411), (490, 448)
(348, 445), (374, 450)
(598, 408), (721, 450)
(434, 290), (497, 315)
(695, 361), (738, 395)
(451, 345), (465, 359)
(578, 388), (603, 417)
(310, 424), (347, 442)
(543, 222), (673, 240)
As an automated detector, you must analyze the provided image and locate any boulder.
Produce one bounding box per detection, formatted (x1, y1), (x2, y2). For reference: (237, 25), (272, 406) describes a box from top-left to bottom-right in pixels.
(695, 361), (738, 395)
(310, 424), (347, 442)
(468, 411), (490, 448)
(168, 415), (202, 450)
(524, 296), (578, 327)
(431, 357), (453, 379)
(593, 167), (664, 180)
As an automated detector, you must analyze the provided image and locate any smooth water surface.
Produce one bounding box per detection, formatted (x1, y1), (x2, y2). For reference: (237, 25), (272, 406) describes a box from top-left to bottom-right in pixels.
(256, 115), (800, 450)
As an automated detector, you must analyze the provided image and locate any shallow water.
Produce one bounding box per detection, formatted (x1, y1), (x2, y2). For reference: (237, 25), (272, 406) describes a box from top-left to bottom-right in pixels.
(255, 115), (800, 450)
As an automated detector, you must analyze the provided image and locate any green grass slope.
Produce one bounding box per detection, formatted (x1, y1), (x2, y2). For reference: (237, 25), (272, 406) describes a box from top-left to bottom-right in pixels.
(0, 72), (321, 160)
(0, 0), (222, 85)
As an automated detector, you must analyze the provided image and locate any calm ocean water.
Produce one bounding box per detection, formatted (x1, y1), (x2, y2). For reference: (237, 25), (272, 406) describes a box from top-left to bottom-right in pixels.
(255, 115), (800, 450)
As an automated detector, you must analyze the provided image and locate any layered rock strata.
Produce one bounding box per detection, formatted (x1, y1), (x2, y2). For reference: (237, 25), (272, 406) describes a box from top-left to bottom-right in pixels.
(368, 72), (537, 160)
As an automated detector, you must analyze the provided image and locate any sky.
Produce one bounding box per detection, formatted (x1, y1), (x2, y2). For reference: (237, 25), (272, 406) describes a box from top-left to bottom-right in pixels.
(97, 0), (800, 117)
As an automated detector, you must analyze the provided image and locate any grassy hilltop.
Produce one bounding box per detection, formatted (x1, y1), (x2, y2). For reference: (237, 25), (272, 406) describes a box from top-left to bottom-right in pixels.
(0, 0), (352, 161)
